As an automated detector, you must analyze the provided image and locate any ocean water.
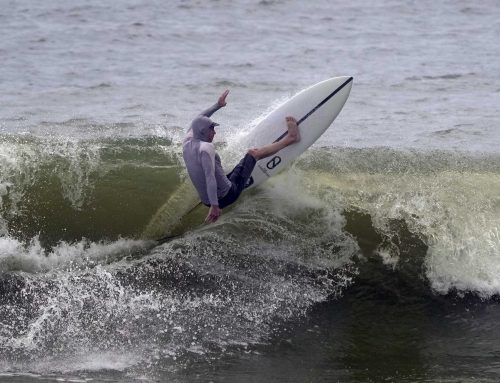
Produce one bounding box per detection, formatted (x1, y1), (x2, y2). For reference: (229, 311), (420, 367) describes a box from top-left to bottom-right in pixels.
(1, 0), (500, 382)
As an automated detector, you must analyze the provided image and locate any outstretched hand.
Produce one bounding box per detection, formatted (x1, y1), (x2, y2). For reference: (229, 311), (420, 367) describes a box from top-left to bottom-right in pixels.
(205, 205), (222, 223)
(218, 89), (229, 107)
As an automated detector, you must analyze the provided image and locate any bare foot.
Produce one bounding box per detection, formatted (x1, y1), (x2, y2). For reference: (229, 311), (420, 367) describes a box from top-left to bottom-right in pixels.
(285, 116), (300, 143)
(246, 117), (300, 161)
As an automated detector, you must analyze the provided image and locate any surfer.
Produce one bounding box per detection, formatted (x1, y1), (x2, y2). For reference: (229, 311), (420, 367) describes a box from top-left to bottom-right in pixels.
(183, 90), (300, 223)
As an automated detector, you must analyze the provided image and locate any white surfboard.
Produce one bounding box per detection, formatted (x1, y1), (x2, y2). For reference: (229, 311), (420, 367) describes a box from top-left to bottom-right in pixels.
(243, 76), (353, 189)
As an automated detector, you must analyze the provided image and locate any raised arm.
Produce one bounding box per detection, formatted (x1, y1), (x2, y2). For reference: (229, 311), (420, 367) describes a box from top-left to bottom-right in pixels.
(199, 89), (230, 117)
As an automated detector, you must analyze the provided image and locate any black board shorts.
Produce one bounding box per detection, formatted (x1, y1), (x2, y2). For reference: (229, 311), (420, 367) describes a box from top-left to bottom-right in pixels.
(218, 153), (256, 209)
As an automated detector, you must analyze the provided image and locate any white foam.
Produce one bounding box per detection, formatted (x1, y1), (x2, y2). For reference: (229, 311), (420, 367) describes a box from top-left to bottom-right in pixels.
(55, 351), (142, 373)
(0, 137), (102, 214)
(0, 236), (151, 274)
(426, 220), (500, 298)
(306, 165), (500, 297)
(1, 351), (142, 375)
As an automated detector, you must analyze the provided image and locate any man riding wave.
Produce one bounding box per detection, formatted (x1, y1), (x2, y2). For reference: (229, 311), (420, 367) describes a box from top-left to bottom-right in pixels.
(183, 90), (300, 223)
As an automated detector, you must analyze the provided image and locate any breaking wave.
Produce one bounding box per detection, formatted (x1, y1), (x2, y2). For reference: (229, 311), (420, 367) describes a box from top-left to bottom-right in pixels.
(0, 133), (499, 378)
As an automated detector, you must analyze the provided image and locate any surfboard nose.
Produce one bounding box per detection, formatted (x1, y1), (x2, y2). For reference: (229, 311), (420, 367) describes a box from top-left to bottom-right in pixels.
(248, 76), (353, 188)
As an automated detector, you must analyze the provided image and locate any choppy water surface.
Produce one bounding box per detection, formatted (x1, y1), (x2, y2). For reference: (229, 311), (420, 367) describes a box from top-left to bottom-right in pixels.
(1, 0), (500, 382)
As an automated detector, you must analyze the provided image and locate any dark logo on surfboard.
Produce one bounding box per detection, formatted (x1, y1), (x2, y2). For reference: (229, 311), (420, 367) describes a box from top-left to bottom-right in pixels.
(266, 156), (282, 170)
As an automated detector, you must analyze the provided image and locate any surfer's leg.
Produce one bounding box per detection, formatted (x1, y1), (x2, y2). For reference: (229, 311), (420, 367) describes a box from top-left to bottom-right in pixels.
(219, 154), (257, 208)
(248, 116), (300, 160)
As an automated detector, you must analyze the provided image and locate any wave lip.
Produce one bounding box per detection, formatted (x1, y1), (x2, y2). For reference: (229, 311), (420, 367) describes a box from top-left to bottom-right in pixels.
(298, 148), (500, 298)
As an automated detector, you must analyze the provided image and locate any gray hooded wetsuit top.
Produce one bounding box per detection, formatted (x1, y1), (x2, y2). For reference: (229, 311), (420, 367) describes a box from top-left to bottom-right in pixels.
(182, 103), (232, 206)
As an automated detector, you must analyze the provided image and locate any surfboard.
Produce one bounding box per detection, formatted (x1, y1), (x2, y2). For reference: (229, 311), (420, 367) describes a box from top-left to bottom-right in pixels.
(243, 76), (353, 189)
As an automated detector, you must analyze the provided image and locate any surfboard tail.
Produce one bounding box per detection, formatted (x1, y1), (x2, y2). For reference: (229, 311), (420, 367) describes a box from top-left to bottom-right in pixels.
(141, 180), (200, 240)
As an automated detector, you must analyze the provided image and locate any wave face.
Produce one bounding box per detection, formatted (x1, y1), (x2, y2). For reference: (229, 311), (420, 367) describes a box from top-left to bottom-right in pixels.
(0, 134), (499, 378)
(0, 135), (180, 246)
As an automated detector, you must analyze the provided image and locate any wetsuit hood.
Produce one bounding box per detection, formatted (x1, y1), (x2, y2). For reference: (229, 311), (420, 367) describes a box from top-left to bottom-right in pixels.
(191, 116), (219, 142)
